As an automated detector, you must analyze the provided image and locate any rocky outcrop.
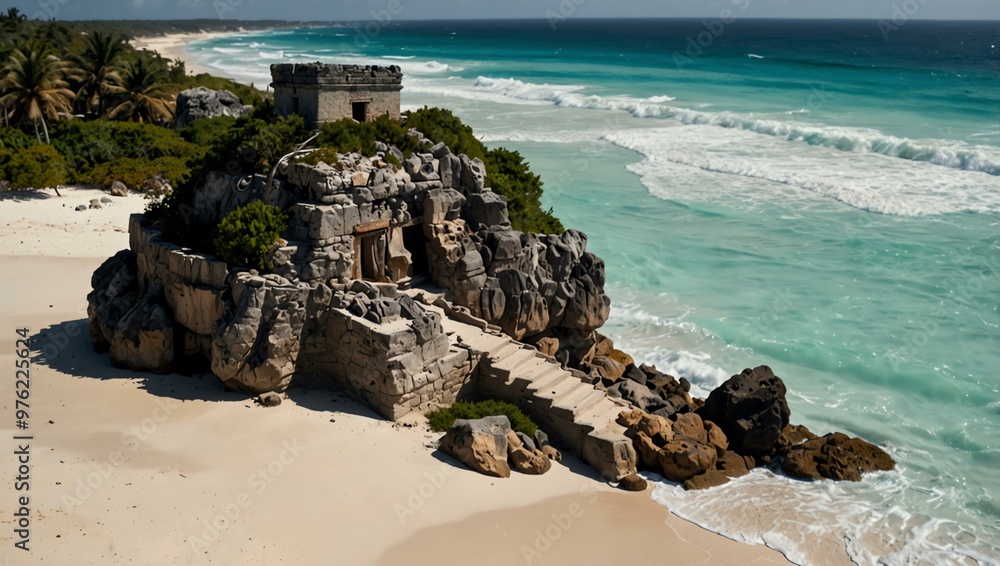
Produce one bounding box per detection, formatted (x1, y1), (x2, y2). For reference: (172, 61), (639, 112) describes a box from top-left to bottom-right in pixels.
(617, 409), (724, 484)
(174, 87), (252, 128)
(87, 250), (175, 373)
(696, 366), (790, 459)
(439, 416), (512, 478)
(782, 432), (895, 482)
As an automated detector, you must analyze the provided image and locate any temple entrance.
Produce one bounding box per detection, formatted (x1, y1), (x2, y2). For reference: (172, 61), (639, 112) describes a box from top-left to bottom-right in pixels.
(402, 224), (428, 281)
(353, 220), (389, 282)
(352, 101), (369, 123)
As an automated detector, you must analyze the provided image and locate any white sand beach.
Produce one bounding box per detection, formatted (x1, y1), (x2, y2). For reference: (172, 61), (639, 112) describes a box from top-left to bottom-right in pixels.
(132, 32), (238, 77)
(0, 186), (790, 564)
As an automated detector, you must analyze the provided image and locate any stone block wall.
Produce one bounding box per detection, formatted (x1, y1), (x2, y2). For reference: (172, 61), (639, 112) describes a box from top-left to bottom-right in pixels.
(271, 63), (403, 128)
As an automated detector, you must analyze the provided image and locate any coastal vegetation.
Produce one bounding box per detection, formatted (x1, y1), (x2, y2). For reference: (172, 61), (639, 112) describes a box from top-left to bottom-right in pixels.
(213, 201), (289, 272)
(427, 400), (538, 437)
(1, 14), (562, 241)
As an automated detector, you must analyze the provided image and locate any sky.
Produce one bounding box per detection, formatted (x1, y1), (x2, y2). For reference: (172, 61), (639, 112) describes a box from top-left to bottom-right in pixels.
(5, 0), (1000, 22)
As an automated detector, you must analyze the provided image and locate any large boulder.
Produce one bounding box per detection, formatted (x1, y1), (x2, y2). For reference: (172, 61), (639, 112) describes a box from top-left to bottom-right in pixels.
(88, 250), (140, 352)
(782, 432), (895, 482)
(439, 416), (512, 478)
(174, 87), (252, 128)
(657, 437), (718, 483)
(108, 288), (175, 373)
(697, 366), (791, 458)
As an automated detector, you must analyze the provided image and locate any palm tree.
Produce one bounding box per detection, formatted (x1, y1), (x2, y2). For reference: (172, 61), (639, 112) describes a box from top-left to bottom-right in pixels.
(1, 8), (27, 36)
(109, 53), (174, 125)
(0, 43), (75, 144)
(74, 31), (126, 117)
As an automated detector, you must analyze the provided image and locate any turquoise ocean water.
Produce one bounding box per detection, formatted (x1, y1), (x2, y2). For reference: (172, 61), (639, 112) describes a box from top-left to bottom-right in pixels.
(186, 20), (1000, 564)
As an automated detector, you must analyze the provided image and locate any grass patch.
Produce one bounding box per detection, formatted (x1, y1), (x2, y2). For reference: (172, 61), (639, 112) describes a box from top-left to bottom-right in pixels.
(427, 399), (537, 437)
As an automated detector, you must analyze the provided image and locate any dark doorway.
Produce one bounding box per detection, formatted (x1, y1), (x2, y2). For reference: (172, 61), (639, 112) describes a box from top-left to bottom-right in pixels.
(352, 101), (368, 123)
(402, 225), (428, 279)
(291, 96), (299, 114)
(358, 230), (387, 281)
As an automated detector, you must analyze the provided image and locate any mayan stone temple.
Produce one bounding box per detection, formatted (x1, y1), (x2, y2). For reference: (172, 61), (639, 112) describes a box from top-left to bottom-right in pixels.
(270, 63), (403, 128)
(87, 63), (646, 481)
(87, 63), (894, 488)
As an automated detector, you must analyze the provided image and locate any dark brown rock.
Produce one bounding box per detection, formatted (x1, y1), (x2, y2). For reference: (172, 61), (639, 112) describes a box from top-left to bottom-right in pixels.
(509, 446), (552, 475)
(696, 366), (791, 458)
(657, 438), (718, 482)
(777, 423), (818, 454)
(782, 432), (895, 482)
(671, 413), (707, 443)
(257, 392), (282, 407)
(717, 450), (755, 478)
(619, 473), (648, 492)
(684, 469), (731, 491)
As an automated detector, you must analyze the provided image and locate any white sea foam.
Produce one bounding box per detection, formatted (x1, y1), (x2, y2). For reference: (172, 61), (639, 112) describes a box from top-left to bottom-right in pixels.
(650, 468), (1000, 566)
(457, 76), (1000, 176)
(602, 126), (1000, 216)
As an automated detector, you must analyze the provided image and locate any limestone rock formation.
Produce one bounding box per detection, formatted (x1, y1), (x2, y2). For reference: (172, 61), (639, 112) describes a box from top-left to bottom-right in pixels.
(782, 432), (895, 482)
(174, 87), (252, 128)
(439, 416), (512, 478)
(697, 366), (790, 458)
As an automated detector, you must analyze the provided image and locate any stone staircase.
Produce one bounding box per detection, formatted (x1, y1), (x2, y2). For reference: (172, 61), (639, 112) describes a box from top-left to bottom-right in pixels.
(406, 289), (636, 481)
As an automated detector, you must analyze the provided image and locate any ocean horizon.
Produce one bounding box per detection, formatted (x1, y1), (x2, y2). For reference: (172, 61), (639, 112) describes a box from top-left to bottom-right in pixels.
(184, 18), (1000, 565)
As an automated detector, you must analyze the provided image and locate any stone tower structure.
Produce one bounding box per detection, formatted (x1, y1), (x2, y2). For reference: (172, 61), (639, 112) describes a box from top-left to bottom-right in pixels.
(270, 63), (403, 129)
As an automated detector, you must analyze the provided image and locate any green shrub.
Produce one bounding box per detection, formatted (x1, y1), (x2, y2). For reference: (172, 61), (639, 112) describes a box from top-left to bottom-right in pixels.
(427, 399), (537, 437)
(485, 148), (564, 234)
(51, 120), (198, 181)
(405, 107), (485, 161)
(213, 201), (288, 271)
(0, 128), (34, 152)
(85, 156), (189, 189)
(294, 147), (340, 167)
(179, 115), (237, 149)
(1, 145), (68, 190)
(201, 114), (307, 176)
(166, 72), (269, 109)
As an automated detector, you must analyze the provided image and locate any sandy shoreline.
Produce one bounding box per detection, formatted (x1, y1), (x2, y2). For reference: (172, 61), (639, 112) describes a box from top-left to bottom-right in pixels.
(0, 119), (790, 566)
(132, 31), (245, 78)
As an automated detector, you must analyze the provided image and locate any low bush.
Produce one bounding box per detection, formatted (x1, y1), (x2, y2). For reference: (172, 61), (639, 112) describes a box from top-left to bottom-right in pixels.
(213, 200), (289, 271)
(427, 399), (538, 437)
(84, 156), (189, 189)
(294, 147), (340, 167)
(52, 120), (198, 177)
(0, 145), (68, 190)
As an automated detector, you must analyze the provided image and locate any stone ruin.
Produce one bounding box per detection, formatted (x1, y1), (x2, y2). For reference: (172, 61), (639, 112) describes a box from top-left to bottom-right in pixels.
(87, 120), (895, 486)
(271, 63), (403, 128)
(87, 129), (632, 464)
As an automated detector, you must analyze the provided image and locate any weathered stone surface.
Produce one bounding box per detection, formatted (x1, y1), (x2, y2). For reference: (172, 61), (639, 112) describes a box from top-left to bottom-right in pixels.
(439, 416), (512, 478)
(717, 451), (755, 478)
(109, 288), (175, 374)
(257, 392), (282, 407)
(582, 427), (637, 482)
(541, 445), (562, 462)
(777, 423), (818, 453)
(684, 469), (730, 491)
(617, 409), (674, 444)
(697, 366), (791, 458)
(109, 181), (128, 197)
(88, 250), (140, 352)
(657, 438), (718, 483)
(174, 86), (251, 128)
(619, 473), (648, 492)
(782, 432), (895, 482)
(509, 446), (552, 475)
